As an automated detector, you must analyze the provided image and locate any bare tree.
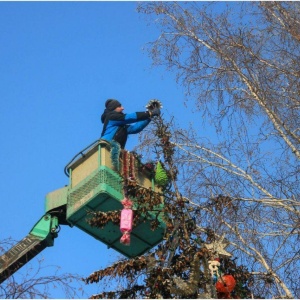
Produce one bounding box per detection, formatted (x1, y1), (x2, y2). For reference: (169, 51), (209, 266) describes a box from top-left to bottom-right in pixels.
(0, 238), (85, 299)
(135, 1), (300, 298)
(138, 1), (300, 158)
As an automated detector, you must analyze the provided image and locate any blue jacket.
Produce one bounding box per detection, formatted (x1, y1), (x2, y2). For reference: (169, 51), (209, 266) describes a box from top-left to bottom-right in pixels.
(100, 109), (151, 149)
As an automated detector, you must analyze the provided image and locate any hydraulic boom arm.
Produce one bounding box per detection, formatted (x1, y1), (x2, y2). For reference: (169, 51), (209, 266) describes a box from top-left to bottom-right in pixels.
(0, 214), (59, 284)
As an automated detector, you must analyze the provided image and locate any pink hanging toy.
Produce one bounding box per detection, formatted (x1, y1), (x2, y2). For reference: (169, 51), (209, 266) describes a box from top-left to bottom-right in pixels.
(120, 198), (133, 245)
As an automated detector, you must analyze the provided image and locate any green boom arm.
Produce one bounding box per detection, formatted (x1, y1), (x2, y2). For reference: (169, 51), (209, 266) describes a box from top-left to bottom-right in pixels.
(0, 214), (59, 284)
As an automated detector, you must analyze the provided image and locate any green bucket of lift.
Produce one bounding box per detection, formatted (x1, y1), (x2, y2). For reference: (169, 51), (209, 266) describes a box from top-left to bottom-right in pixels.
(65, 141), (165, 258)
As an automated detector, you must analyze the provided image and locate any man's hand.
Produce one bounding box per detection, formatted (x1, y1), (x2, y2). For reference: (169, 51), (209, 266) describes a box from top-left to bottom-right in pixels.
(151, 108), (161, 117)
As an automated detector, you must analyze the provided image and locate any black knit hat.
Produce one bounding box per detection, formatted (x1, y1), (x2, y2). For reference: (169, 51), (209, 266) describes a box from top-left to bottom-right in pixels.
(105, 99), (122, 111)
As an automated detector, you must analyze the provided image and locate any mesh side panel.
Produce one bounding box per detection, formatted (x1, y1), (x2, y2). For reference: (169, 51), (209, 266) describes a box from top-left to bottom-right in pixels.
(98, 167), (122, 192)
(68, 167), (122, 208)
(68, 171), (98, 207)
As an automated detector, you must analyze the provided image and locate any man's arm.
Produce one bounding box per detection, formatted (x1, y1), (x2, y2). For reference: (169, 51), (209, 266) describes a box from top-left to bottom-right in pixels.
(109, 111), (151, 126)
(127, 119), (151, 134)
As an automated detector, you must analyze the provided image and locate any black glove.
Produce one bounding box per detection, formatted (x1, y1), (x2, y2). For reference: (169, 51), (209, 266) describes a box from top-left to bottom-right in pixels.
(151, 108), (161, 117)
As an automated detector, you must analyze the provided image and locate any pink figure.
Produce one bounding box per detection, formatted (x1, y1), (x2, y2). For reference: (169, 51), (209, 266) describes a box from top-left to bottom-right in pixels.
(120, 198), (133, 245)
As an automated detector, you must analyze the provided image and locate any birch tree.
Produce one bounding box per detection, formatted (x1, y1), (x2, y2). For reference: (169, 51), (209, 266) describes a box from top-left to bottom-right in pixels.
(136, 2), (300, 298)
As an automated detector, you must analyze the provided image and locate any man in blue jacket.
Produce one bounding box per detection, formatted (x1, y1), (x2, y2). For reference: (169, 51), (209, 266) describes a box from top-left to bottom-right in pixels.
(100, 99), (161, 149)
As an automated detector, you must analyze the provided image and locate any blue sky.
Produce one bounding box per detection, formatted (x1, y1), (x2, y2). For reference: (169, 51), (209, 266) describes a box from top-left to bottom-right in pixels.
(0, 1), (192, 297)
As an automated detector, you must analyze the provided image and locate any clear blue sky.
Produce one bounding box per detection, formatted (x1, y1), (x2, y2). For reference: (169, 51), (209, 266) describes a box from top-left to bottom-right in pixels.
(0, 1), (193, 297)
